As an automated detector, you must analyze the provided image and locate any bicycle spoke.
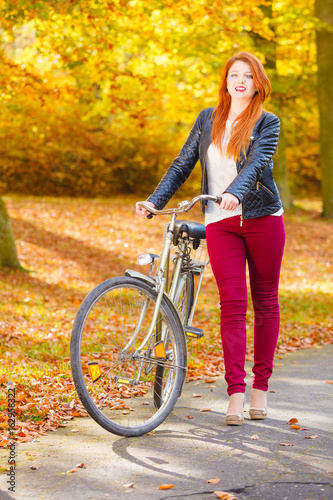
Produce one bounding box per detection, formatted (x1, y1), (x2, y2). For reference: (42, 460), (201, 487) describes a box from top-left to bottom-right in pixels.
(71, 278), (185, 436)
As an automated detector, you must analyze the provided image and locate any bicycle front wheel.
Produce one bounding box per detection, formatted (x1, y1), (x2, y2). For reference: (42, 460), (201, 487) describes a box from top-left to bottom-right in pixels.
(70, 277), (186, 437)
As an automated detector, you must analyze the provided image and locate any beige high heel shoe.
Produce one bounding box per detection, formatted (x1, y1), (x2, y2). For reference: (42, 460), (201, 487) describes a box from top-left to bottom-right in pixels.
(249, 389), (267, 419)
(225, 394), (245, 426)
(249, 407), (268, 420)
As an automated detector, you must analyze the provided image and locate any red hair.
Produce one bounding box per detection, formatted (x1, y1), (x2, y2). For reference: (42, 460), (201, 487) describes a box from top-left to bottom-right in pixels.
(211, 52), (271, 160)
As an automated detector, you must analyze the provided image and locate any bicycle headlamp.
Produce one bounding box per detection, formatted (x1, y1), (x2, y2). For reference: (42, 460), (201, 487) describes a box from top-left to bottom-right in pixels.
(137, 253), (153, 266)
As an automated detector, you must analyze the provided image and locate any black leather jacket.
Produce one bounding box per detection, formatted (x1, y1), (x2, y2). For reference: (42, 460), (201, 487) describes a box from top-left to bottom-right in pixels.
(147, 107), (283, 220)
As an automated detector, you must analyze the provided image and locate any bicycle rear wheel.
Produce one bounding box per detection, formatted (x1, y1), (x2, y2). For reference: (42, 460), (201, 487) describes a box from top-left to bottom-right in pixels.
(70, 277), (186, 437)
(175, 272), (194, 327)
(154, 272), (193, 408)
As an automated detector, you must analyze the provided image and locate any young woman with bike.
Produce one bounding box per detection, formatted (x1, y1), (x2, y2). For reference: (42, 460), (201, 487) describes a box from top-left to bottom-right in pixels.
(136, 51), (286, 426)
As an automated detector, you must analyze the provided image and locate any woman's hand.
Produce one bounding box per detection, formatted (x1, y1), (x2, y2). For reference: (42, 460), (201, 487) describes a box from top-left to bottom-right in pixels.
(218, 193), (239, 211)
(135, 201), (156, 218)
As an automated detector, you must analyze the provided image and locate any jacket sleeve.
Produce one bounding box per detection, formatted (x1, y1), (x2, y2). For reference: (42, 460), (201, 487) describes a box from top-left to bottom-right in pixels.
(224, 114), (280, 203)
(147, 110), (204, 210)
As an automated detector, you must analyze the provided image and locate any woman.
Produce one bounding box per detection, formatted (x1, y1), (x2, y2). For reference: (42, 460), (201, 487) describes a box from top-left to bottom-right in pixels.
(136, 52), (285, 426)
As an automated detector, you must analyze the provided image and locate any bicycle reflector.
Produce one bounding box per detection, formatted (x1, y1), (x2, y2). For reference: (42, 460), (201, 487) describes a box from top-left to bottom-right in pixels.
(154, 341), (166, 359)
(137, 253), (153, 266)
(87, 362), (102, 383)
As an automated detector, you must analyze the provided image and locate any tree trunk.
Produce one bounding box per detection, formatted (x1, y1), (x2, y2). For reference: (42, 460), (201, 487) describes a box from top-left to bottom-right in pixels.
(316, 0), (333, 217)
(249, 2), (294, 210)
(0, 197), (21, 268)
(274, 122), (293, 210)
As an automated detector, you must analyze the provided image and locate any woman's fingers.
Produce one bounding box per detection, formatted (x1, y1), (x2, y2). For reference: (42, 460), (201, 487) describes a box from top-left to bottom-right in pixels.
(135, 201), (156, 217)
(135, 202), (147, 217)
(218, 193), (239, 211)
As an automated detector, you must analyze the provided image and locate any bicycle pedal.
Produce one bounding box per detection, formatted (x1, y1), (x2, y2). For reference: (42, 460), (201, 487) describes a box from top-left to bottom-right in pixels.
(185, 327), (204, 339)
(113, 376), (136, 386)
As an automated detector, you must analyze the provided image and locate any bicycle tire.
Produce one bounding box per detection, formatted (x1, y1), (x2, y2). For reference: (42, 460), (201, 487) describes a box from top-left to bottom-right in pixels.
(177, 272), (195, 326)
(154, 272), (194, 408)
(70, 277), (186, 437)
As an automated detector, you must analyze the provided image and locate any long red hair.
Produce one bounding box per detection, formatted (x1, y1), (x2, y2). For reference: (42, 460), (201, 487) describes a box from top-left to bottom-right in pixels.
(211, 52), (271, 160)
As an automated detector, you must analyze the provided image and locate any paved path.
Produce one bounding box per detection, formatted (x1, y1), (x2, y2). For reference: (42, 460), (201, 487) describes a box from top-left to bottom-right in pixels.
(1, 345), (333, 500)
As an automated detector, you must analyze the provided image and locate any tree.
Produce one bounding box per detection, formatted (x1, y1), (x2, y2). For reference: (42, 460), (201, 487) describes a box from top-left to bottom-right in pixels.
(0, 0), (323, 200)
(0, 198), (21, 268)
(249, 1), (293, 210)
(315, 0), (333, 217)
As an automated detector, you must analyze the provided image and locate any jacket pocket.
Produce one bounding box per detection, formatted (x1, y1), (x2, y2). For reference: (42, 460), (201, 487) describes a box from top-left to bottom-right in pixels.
(257, 181), (275, 205)
(257, 181), (274, 196)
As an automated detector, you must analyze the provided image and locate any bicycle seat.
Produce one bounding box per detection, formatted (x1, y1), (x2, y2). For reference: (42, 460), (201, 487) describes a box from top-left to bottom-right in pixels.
(173, 220), (206, 242)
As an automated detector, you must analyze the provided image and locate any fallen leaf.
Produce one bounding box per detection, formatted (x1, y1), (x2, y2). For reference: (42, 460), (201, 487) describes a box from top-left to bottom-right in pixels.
(304, 435), (318, 439)
(300, 427), (309, 431)
(122, 483), (134, 488)
(205, 379), (216, 384)
(280, 443), (294, 446)
(30, 464), (39, 470)
(66, 468), (78, 474)
(158, 484), (174, 490)
(273, 363), (283, 367)
(76, 463), (85, 468)
(192, 393), (202, 398)
(187, 416), (193, 419)
(251, 434), (259, 440)
(71, 428), (80, 433)
(290, 425), (300, 430)
(214, 491), (237, 499)
(25, 451), (40, 456)
(288, 418), (299, 424)
(2, 198), (330, 446)
(206, 478), (220, 484)
(324, 380), (333, 384)
(269, 390), (275, 393)
(200, 408), (211, 412)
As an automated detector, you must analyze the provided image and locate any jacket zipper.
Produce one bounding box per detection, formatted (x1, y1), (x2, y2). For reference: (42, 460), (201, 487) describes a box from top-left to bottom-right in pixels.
(257, 181), (274, 196)
(202, 150), (208, 214)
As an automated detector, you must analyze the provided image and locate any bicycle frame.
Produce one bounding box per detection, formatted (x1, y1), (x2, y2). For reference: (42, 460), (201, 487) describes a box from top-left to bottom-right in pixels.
(124, 195), (221, 359)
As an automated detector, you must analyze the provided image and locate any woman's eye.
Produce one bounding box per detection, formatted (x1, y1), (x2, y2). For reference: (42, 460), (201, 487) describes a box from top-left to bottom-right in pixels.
(246, 75), (253, 79)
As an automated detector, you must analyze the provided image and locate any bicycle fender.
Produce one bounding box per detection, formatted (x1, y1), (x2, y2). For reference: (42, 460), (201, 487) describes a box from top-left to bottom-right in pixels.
(124, 269), (156, 288)
(125, 269), (172, 302)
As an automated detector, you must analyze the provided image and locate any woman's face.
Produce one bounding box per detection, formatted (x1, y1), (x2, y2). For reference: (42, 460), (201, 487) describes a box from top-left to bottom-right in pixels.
(226, 60), (258, 101)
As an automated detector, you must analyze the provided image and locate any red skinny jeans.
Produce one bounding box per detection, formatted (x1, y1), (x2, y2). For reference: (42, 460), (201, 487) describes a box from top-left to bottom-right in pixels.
(206, 214), (286, 396)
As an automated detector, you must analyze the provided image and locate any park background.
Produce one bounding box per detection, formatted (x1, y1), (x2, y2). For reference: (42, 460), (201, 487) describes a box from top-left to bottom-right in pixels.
(0, 0), (332, 443)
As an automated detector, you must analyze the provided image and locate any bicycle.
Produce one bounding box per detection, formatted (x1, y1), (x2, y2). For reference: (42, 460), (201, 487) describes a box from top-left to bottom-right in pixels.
(70, 194), (221, 437)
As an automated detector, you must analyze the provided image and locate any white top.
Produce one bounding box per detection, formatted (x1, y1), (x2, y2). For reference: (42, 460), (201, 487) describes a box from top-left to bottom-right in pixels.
(205, 120), (283, 226)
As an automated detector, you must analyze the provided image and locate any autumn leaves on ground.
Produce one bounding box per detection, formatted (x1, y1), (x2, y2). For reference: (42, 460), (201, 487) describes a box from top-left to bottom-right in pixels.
(0, 195), (332, 446)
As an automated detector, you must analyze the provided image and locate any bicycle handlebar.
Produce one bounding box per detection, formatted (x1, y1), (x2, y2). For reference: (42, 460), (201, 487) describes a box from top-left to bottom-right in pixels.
(139, 194), (222, 218)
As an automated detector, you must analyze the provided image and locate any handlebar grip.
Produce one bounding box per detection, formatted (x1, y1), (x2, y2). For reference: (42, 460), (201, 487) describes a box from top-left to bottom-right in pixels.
(216, 196), (222, 204)
(147, 213), (153, 219)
